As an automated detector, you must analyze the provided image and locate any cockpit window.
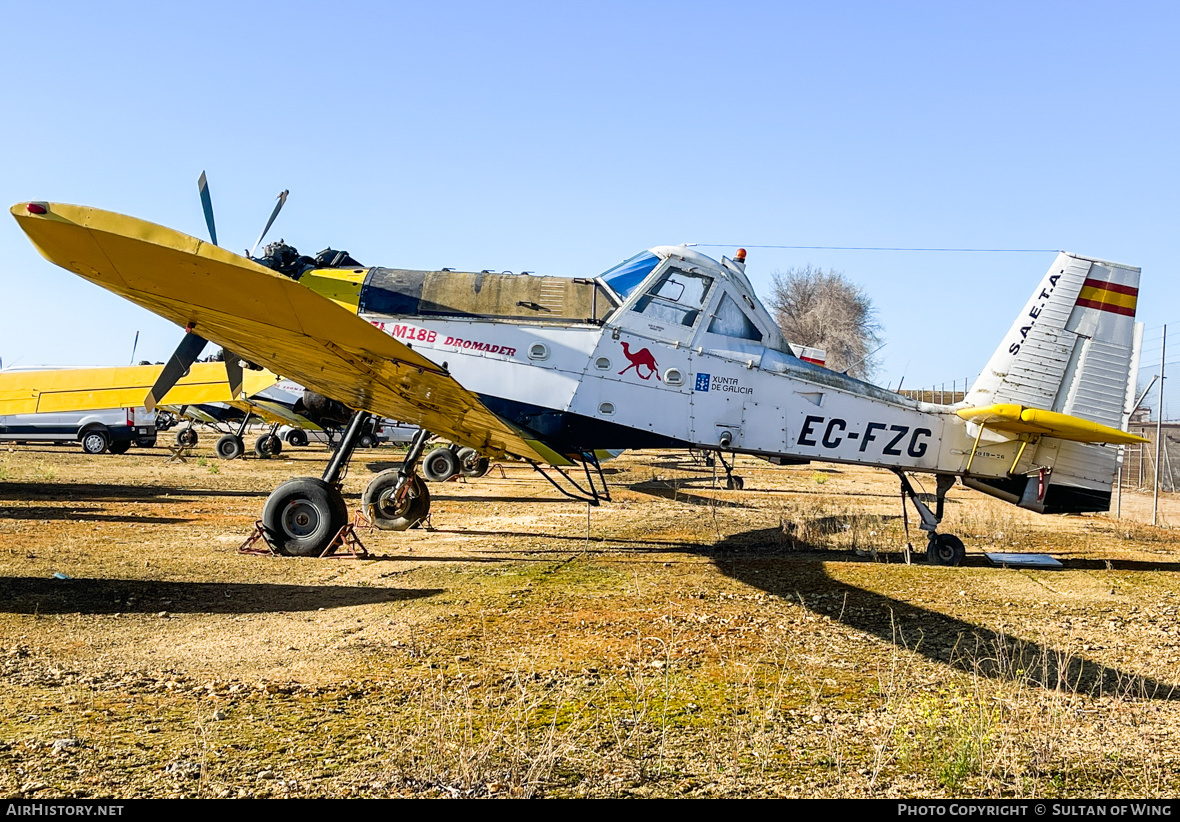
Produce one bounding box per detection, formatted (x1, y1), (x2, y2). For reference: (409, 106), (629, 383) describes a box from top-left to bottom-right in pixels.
(632, 268), (713, 327)
(600, 251), (660, 300)
(707, 293), (763, 341)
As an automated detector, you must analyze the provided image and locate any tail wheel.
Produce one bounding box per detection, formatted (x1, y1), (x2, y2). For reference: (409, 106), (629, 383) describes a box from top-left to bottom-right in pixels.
(176, 428), (198, 447)
(262, 477), (349, 557)
(216, 434), (245, 460)
(362, 471), (431, 531)
(927, 533), (966, 567)
(358, 433), (377, 448)
(421, 446), (459, 482)
(286, 429), (309, 447)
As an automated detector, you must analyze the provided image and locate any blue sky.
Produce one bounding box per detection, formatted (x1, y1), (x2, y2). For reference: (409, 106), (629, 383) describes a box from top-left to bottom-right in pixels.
(3, 2), (1178, 411)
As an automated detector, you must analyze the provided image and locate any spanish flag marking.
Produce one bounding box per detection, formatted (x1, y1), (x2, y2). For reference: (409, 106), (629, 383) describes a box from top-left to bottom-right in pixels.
(1076, 277), (1137, 317)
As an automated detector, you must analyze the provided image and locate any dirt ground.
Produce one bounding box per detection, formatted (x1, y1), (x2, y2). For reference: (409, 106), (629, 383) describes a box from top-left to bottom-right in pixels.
(3, 436), (1180, 798)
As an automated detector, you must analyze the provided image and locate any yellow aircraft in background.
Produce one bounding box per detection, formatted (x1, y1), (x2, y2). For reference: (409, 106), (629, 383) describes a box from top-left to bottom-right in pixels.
(0, 362), (287, 457)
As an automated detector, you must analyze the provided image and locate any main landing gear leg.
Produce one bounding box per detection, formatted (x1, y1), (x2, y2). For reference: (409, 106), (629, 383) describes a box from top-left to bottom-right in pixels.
(260, 410), (371, 557)
(254, 423), (283, 458)
(215, 411), (254, 460)
(894, 472), (964, 567)
(715, 450), (744, 490)
(361, 427), (432, 531)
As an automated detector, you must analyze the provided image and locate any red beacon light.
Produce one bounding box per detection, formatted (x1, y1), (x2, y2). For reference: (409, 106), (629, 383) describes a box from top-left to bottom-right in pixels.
(26, 203), (48, 215)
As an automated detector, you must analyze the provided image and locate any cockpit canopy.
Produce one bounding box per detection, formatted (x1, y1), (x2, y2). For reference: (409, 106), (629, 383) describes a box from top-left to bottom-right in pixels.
(599, 251), (661, 301)
(596, 246), (791, 356)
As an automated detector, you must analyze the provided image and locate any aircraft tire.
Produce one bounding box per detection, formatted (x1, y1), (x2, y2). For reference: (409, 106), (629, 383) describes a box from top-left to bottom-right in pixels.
(216, 434), (245, 460)
(422, 446), (459, 482)
(80, 427), (110, 455)
(456, 447), (490, 478)
(927, 534), (966, 567)
(254, 434), (282, 458)
(462, 456), (490, 478)
(262, 477), (348, 557)
(286, 429), (309, 447)
(726, 475), (744, 490)
(176, 428), (198, 447)
(362, 471), (430, 531)
(108, 441), (131, 455)
(358, 433), (377, 449)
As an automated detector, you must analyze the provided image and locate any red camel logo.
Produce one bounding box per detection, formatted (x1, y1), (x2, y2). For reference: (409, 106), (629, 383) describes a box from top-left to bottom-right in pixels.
(618, 342), (661, 381)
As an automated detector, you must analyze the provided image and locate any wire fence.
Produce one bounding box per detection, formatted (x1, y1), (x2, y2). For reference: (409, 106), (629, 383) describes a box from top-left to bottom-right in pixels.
(901, 326), (1180, 422)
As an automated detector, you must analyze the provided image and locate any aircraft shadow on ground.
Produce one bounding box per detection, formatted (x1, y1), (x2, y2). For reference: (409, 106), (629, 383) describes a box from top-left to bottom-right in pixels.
(704, 527), (1180, 701)
(0, 482), (270, 501)
(0, 506), (194, 524)
(428, 528), (708, 551)
(627, 480), (754, 509)
(0, 576), (442, 615)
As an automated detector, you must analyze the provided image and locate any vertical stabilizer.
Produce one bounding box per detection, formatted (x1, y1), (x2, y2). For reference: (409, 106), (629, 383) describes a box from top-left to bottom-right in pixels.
(964, 252), (1141, 513)
(967, 252), (1140, 425)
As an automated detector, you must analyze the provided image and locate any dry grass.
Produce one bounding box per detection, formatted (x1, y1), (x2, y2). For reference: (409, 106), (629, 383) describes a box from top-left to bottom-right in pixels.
(2, 445), (1180, 796)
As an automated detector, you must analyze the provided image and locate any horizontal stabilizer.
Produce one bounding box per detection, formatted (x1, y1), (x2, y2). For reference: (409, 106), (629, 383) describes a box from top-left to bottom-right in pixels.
(957, 403), (1147, 445)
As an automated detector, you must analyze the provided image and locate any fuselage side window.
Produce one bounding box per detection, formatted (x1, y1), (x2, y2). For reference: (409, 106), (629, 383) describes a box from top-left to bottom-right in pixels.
(631, 269), (713, 328)
(707, 293), (763, 341)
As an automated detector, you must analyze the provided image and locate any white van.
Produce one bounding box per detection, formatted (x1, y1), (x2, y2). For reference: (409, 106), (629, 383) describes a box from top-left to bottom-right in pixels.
(278, 419), (417, 448)
(0, 407), (156, 454)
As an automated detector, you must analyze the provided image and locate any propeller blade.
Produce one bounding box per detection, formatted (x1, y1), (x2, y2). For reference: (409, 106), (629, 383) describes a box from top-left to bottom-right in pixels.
(223, 351), (244, 400)
(249, 190), (288, 258)
(145, 329), (208, 412)
(198, 171), (218, 246)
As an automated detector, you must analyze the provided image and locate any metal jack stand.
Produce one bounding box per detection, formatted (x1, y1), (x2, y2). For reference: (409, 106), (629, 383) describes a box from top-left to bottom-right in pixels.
(238, 516), (369, 558)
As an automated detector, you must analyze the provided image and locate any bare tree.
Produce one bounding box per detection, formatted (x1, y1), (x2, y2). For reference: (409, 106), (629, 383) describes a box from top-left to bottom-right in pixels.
(769, 265), (883, 379)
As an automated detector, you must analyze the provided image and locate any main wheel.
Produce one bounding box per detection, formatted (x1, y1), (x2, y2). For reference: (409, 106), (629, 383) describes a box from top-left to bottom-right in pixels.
(456, 447), (491, 478)
(261, 477), (349, 557)
(927, 533), (966, 567)
(254, 434), (282, 458)
(216, 434), (245, 460)
(176, 427), (198, 447)
(421, 446), (459, 482)
(108, 440), (131, 455)
(80, 427), (110, 455)
(285, 429), (309, 447)
(362, 471), (431, 531)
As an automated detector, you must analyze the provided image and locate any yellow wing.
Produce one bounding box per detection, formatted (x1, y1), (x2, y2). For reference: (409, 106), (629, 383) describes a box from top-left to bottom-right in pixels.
(0, 362), (277, 416)
(11, 202), (566, 464)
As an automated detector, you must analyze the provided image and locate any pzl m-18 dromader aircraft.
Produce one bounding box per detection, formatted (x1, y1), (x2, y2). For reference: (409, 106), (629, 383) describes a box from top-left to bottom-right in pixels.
(11, 201), (1146, 563)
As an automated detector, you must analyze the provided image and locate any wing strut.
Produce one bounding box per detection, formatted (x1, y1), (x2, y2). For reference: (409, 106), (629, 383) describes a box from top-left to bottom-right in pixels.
(528, 452), (611, 506)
